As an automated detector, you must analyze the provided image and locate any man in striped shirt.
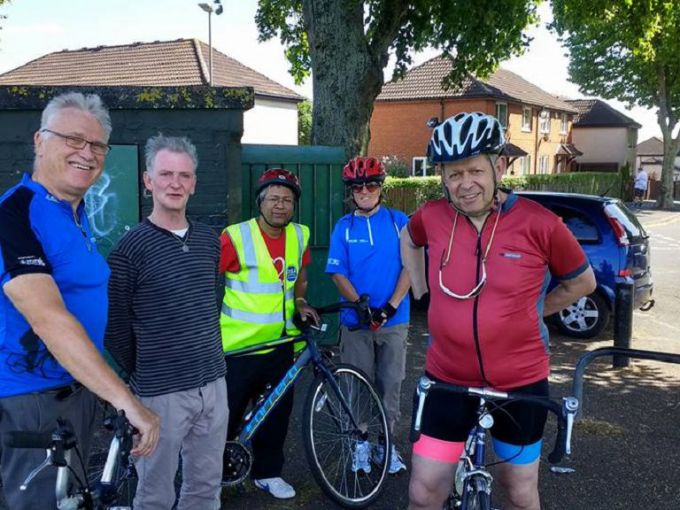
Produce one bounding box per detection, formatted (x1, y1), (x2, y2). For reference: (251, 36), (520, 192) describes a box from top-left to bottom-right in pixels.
(106, 134), (228, 509)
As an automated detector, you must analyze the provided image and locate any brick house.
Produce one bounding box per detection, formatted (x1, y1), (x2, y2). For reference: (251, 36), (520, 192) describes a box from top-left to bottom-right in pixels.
(0, 38), (303, 145)
(368, 56), (579, 176)
(566, 99), (640, 172)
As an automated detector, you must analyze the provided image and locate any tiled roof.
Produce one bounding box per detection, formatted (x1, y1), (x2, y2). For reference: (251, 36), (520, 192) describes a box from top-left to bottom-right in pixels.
(0, 38), (302, 101)
(636, 136), (664, 156)
(567, 99), (641, 128)
(377, 56), (576, 112)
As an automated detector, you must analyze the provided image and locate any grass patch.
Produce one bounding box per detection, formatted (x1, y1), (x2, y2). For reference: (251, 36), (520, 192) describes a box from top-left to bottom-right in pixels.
(576, 418), (625, 437)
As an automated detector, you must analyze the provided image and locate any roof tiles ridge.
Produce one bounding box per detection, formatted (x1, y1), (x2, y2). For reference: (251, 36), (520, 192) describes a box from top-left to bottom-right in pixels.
(197, 40), (302, 98)
(192, 38), (210, 85)
(52, 38), (191, 54)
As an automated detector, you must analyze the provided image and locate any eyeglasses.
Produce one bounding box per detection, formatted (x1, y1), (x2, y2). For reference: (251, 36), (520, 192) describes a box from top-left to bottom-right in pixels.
(351, 182), (381, 193)
(264, 196), (295, 207)
(438, 206), (501, 300)
(41, 128), (111, 156)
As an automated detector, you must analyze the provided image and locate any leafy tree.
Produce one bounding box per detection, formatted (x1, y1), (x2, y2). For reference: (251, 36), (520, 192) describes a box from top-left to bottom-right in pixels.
(0, 0), (8, 35)
(551, 0), (680, 210)
(298, 99), (312, 145)
(256, 0), (540, 157)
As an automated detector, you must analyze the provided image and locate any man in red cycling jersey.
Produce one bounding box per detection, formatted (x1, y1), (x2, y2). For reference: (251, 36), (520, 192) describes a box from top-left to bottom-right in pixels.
(402, 112), (596, 510)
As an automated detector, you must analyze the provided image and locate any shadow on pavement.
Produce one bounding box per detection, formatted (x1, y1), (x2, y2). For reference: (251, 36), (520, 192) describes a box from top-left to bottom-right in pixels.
(218, 311), (680, 509)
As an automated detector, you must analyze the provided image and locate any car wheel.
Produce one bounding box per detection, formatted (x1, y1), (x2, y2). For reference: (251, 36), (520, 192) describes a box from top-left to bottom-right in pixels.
(555, 291), (610, 339)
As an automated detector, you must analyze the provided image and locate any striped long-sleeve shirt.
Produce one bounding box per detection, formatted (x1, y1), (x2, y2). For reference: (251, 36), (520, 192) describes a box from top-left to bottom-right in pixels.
(105, 219), (226, 397)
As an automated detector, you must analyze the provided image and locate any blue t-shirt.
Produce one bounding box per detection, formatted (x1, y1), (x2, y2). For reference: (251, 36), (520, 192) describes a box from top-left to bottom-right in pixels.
(326, 206), (410, 328)
(0, 174), (110, 397)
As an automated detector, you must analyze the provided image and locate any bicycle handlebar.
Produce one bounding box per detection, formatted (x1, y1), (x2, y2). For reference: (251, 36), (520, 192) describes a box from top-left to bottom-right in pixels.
(298, 294), (372, 332)
(410, 376), (578, 464)
(4, 431), (55, 449)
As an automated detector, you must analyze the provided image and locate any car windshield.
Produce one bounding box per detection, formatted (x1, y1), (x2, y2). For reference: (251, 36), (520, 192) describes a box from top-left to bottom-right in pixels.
(604, 201), (647, 240)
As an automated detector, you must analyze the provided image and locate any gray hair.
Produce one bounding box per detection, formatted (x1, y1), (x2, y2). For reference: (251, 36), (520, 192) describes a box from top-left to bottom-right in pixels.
(41, 92), (112, 140)
(145, 134), (199, 173)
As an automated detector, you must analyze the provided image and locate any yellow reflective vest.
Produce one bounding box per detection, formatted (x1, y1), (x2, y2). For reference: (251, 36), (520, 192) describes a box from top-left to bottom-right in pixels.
(220, 218), (310, 354)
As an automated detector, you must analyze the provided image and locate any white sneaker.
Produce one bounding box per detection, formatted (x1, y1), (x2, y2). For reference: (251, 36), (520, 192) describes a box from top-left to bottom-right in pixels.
(388, 446), (407, 474)
(253, 477), (296, 499)
(373, 444), (407, 474)
(352, 440), (372, 473)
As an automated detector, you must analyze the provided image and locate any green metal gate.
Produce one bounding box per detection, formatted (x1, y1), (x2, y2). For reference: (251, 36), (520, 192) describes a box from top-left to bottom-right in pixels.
(241, 144), (346, 312)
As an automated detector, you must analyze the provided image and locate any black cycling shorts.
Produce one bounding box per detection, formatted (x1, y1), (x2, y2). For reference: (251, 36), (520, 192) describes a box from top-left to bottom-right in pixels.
(413, 374), (549, 446)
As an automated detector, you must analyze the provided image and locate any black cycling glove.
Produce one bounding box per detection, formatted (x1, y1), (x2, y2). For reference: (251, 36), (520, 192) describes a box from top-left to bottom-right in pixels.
(355, 297), (373, 325)
(370, 303), (396, 330)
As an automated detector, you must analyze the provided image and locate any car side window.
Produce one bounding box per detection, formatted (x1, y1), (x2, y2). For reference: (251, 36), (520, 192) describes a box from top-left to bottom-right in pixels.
(550, 205), (600, 243)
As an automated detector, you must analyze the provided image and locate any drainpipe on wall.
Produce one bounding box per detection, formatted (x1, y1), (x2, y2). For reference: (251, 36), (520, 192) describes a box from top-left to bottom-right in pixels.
(534, 111), (539, 174)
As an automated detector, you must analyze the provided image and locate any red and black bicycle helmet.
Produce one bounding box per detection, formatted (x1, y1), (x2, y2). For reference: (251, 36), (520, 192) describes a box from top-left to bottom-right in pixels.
(342, 157), (386, 185)
(256, 168), (301, 199)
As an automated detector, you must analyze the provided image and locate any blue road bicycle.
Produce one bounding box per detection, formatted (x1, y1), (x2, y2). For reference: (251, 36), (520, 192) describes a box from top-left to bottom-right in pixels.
(411, 376), (577, 510)
(221, 297), (391, 509)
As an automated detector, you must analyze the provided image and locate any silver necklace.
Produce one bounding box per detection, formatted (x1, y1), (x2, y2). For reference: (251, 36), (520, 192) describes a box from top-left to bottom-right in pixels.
(168, 225), (191, 253)
(171, 229), (191, 252)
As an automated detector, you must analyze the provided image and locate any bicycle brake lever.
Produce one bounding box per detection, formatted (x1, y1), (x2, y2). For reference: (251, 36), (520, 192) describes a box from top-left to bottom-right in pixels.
(20, 451), (52, 490)
(563, 396), (579, 456)
(410, 376), (433, 442)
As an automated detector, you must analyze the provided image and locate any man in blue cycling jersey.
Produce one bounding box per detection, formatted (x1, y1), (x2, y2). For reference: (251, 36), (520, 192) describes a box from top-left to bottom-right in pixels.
(0, 92), (160, 510)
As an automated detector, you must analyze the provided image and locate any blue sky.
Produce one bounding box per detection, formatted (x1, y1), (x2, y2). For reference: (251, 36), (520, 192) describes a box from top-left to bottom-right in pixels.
(0, 0), (660, 141)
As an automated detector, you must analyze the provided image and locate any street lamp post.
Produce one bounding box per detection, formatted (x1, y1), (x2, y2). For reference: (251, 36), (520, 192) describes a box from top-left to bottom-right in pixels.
(198, 2), (222, 86)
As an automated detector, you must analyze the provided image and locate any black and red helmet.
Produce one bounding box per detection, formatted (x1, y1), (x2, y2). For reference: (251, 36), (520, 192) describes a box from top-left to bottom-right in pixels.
(342, 157), (386, 185)
(256, 168), (301, 199)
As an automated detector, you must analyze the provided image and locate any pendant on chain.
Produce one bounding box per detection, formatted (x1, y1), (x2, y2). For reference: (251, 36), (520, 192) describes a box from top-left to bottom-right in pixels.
(182, 244), (190, 253)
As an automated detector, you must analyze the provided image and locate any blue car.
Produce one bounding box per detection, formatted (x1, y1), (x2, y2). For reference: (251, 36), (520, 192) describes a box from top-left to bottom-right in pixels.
(518, 191), (654, 338)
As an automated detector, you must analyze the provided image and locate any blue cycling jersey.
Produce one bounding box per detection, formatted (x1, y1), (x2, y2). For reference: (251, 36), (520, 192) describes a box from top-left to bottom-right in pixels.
(0, 173), (110, 396)
(325, 206), (410, 328)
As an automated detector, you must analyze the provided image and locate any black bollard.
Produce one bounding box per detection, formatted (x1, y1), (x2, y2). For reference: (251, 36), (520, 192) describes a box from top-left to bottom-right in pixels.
(613, 280), (634, 368)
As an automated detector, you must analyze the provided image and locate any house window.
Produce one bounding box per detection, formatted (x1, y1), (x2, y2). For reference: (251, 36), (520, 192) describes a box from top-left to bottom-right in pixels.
(539, 155), (550, 174)
(521, 155), (531, 175)
(495, 103), (508, 129)
(412, 157), (430, 177)
(539, 110), (551, 134)
(560, 113), (568, 134)
(522, 107), (532, 132)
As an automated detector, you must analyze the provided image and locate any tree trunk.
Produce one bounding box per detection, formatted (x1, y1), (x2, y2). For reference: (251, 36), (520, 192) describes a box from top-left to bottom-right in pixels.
(655, 65), (679, 210)
(658, 134), (679, 209)
(302, 0), (392, 158)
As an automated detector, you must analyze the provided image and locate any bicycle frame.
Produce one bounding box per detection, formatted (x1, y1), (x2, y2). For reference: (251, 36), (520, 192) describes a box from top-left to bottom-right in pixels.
(228, 329), (363, 445)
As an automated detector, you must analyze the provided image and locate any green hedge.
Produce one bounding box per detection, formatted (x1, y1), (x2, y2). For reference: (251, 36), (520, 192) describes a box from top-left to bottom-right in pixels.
(383, 172), (622, 214)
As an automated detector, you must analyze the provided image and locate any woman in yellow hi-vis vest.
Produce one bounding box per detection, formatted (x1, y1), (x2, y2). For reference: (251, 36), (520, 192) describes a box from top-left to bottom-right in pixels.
(218, 169), (319, 500)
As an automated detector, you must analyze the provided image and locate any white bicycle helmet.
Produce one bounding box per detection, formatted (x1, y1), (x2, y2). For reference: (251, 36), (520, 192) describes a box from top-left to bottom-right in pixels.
(427, 112), (505, 163)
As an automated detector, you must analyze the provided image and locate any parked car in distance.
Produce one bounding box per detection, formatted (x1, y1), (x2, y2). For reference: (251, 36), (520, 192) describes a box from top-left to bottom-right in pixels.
(517, 191), (654, 338)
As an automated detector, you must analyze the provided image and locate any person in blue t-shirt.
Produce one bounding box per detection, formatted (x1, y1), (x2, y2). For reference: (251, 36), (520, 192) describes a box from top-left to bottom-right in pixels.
(325, 156), (411, 475)
(0, 92), (159, 510)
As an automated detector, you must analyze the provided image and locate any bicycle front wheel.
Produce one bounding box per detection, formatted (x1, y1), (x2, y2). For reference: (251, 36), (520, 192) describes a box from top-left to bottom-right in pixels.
(462, 475), (491, 510)
(87, 441), (136, 507)
(303, 364), (390, 508)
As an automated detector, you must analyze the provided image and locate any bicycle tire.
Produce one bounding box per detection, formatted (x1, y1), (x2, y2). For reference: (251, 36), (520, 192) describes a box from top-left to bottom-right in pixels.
(302, 364), (390, 509)
(462, 475), (491, 510)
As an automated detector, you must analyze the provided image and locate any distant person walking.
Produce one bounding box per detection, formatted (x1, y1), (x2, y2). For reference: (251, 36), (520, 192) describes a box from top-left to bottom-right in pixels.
(633, 167), (649, 209)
